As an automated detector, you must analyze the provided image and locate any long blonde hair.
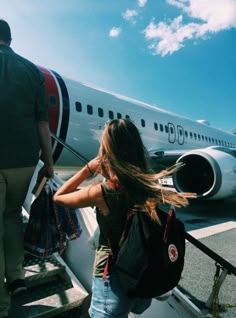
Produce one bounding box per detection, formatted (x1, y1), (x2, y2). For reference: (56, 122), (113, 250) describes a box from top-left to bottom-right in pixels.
(97, 119), (196, 221)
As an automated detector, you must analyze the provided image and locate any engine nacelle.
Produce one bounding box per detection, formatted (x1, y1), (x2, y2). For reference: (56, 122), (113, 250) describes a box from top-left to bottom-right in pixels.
(172, 147), (236, 200)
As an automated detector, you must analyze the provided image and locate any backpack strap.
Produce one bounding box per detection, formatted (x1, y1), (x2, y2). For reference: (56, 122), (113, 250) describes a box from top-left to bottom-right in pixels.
(102, 253), (112, 281)
(163, 207), (176, 244)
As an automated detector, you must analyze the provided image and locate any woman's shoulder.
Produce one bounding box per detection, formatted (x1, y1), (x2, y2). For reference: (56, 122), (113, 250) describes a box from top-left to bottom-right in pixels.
(101, 180), (128, 210)
(101, 179), (121, 191)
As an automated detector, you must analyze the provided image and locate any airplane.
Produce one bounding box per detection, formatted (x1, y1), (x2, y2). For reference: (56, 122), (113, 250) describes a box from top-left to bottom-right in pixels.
(38, 66), (236, 201)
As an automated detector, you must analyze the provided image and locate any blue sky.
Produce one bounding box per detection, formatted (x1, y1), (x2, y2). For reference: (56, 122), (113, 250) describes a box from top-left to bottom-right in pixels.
(2, 0), (236, 132)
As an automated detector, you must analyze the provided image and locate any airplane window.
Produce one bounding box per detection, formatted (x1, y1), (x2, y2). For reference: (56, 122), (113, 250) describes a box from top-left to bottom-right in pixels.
(141, 119), (145, 127)
(194, 133), (197, 139)
(87, 104), (93, 115)
(125, 115), (130, 119)
(165, 125), (169, 133)
(75, 101), (82, 112)
(205, 136), (207, 142)
(160, 124), (163, 132)
(98, 108), (104, 117)
(179, 129), (183, 136)
(154, 122), (158, 130)
(185, 131), (188, 138)
(49, 95), (56, 107)
(117, 112), (122, 119)
(198, 134), (201, 140)
(108, 110), (114, 119)
(190, 132), (193, 138)
(170, 127), (174, 134)
(201, 135), (204, 141)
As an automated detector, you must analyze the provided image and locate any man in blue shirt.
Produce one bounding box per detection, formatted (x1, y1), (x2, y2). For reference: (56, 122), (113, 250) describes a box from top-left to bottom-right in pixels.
(0, 19), (54, 318)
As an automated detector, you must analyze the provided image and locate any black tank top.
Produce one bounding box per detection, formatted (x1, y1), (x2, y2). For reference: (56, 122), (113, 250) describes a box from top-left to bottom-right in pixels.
(93, 181), (129, 277)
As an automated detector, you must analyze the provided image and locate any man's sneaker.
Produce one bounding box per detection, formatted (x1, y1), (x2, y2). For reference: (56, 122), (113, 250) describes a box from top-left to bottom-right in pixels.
(8, 279), (27, 295)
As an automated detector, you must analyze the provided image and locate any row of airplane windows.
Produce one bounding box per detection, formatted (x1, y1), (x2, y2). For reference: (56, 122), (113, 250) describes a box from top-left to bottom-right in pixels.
(74, 101), (236, 148)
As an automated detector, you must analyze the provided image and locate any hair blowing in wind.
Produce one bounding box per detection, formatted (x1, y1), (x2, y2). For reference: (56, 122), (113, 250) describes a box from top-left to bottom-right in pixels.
(97, 119), (196, 221)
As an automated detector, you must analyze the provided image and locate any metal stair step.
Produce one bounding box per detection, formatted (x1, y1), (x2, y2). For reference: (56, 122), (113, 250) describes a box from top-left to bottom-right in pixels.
(9, 279), (84, 318)
(24, 253), (66, 287)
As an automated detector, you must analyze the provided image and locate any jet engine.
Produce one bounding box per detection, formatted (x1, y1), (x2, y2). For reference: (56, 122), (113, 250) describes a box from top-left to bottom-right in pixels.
(172, 147), (236, 200)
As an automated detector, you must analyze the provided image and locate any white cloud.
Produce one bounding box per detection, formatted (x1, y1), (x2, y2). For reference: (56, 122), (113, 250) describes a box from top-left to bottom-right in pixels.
(138, 0), (147, 8)
(122, 9), (138, 24)
(144, 0), (236, 56)
(166, 0), (186, 10)
(109, 27), (122, 37)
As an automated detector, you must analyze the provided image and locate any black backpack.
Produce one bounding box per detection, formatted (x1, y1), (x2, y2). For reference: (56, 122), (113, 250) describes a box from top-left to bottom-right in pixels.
(105, 206), (186, 298)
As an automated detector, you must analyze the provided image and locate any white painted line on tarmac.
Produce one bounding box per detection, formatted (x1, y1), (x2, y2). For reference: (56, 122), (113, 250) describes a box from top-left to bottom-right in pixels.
(187, 221), (236, 239)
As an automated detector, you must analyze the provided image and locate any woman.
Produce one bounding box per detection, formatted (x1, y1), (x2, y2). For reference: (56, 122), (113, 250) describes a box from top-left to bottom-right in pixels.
(53, 119), (195, 318)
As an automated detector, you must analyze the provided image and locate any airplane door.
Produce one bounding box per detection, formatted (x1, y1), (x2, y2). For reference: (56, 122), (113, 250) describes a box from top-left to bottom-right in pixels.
(177, 125), (184, 145)
(168, 123), (176, 143)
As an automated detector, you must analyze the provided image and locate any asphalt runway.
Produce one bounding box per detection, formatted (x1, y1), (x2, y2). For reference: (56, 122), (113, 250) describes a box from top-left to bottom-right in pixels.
(173, 198), (236, 232)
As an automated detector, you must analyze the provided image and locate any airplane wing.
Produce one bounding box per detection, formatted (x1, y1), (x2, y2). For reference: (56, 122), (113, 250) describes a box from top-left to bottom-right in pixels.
(149, 149), (187, 161)
(148, 149), (188, 170)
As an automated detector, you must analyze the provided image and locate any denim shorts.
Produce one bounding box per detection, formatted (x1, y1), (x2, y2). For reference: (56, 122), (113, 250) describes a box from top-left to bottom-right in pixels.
(89, 273), (152, 318)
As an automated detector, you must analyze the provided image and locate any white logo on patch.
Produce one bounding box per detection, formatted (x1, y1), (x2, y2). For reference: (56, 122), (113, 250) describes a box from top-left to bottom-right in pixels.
(168, 244), (178, 262)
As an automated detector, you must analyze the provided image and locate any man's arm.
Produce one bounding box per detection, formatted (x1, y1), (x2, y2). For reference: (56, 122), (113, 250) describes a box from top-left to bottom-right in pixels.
(37, 120), (54, 178)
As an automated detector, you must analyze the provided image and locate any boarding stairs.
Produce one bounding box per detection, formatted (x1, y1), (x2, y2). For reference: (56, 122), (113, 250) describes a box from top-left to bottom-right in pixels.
(9, 252), (87, 318)
(7, 154), (90, 318)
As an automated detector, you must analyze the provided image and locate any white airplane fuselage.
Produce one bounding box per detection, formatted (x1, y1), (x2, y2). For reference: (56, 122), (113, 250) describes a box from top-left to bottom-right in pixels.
(39, 66), (236, 200)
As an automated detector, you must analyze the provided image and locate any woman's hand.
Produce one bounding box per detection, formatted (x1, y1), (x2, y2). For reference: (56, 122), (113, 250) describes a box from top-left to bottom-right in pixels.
(87, 157), (101, 175)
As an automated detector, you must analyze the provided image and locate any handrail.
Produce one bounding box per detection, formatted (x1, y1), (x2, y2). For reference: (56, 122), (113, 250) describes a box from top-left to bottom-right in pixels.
(51, 132), (236, 277)
(185, 231), (236, 276)
(51, 132), (90, 165)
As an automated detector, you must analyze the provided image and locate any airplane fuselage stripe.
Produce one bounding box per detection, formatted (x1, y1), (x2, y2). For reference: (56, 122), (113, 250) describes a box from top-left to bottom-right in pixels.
(50, 70), (70, 164)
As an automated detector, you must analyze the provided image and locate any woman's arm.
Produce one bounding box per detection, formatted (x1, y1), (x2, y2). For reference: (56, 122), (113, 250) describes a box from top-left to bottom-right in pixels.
(53, 157), (108, 212)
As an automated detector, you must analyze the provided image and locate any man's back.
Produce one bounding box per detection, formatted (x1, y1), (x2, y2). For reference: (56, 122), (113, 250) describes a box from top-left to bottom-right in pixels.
(0, 45), (48, 168)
